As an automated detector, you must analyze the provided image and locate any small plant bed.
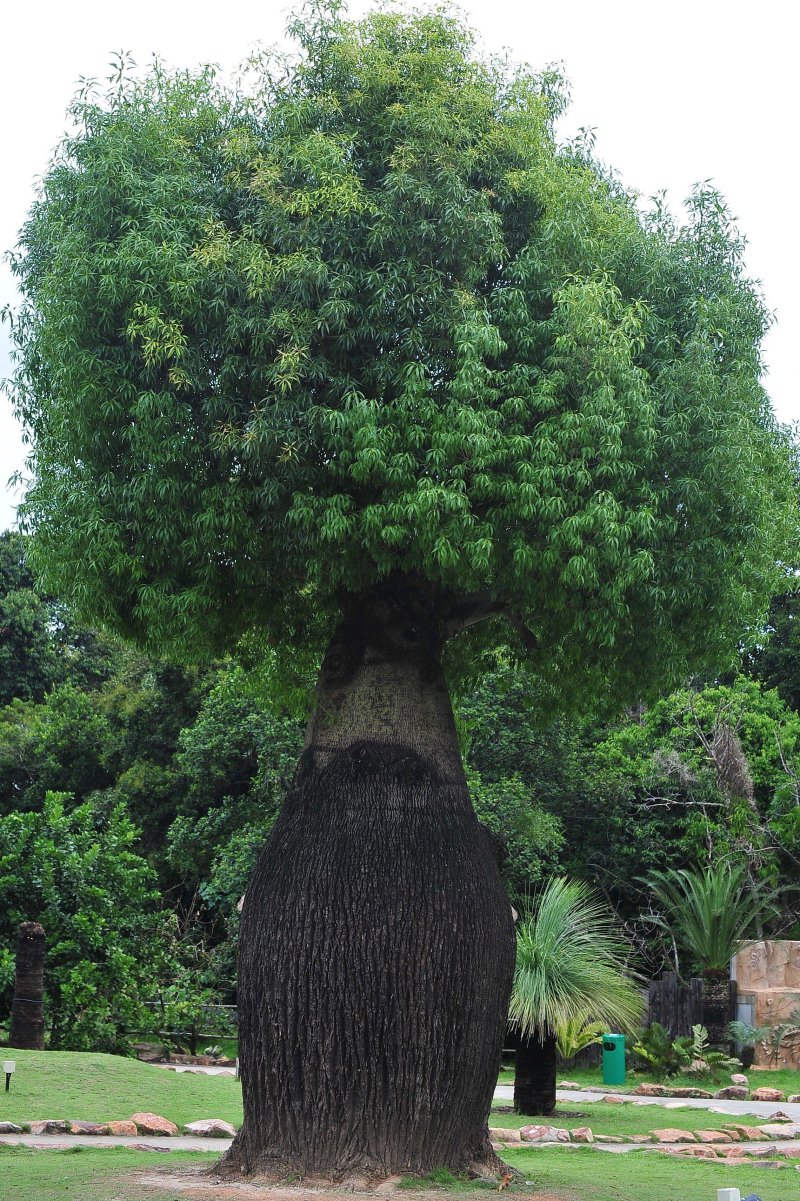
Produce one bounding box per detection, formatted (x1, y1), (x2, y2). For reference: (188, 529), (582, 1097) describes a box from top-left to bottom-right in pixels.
(0, 1049), (242, 1129)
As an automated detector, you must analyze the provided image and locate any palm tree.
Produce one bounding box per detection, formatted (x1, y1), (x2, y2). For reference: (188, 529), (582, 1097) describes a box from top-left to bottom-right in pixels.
(644, 864), (778, 1046)
(509, 878), (643, 1116)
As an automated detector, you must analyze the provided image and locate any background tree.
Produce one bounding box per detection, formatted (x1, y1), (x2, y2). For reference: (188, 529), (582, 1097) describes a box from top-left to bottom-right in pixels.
(0, 792), (165, 1052)
(6, 3), (797, 1179)
(643, 865), (780, 1045)
(509, 877), (643, 1116)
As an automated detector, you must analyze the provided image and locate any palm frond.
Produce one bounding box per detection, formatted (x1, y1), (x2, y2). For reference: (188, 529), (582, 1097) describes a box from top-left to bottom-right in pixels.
(643, 865), (778, 973)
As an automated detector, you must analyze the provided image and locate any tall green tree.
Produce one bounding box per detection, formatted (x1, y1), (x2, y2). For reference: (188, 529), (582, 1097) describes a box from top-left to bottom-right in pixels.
(0, 792), (165, 1053)
(7, 4), (796, 1179)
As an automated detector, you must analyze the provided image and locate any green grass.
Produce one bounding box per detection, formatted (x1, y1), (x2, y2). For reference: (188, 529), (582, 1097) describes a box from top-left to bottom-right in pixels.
(0, 1146), (214, 1201)
(490, 1100), (771, 1138)
(2, 1145), (798, 1201)
(504, 1144), (800, 1201)
(0, 1049), (242, 1128)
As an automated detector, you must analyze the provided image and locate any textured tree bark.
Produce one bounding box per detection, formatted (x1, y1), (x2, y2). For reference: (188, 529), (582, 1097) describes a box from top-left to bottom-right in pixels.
(513, 1030), (557, 1116)
(9, 922), (46, 1050)
(702, 970), (732, 1048)
(219, 581), (515, 1179)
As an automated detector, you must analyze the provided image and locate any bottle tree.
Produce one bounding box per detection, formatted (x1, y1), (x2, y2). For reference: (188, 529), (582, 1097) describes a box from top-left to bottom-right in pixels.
(7, 4), (796, 1179)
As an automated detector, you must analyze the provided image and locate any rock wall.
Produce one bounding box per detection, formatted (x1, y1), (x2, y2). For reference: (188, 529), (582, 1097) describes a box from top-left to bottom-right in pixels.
(732, 941), (800, 1068)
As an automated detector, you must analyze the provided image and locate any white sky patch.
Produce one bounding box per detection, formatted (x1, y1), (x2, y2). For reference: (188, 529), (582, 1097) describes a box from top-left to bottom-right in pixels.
(1, 0), (796, 529)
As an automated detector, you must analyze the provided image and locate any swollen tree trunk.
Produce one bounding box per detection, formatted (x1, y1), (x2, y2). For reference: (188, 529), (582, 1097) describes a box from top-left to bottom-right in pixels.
(220, 583), (515, 1180)
(9, 922), (46, 1050)
(513, 1030), (557, 1117)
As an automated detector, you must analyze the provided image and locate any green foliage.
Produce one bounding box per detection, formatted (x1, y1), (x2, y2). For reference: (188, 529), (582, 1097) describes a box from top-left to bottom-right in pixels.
(0, 792), (165, 1052)
(467, 768), (563, 896)
(7, 6), (795, 707)
(643, 863), (780, 975)
(633, 1022), (740, 1081)
(509, 877), (643, 1038)
(631, 1022), (686, 1080)
(0, 685), (117, 815)
(554, 1014), (604, 1061)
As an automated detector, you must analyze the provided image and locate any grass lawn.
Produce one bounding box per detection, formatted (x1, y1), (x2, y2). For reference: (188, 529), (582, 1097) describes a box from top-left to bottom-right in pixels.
(504, 1144), (800, 1201)
(0, 1049), (242, 1128)
(0, 1146), (212, 1201)
(1, 1050), (797, 1142)
(2, 1145), (799, 1201)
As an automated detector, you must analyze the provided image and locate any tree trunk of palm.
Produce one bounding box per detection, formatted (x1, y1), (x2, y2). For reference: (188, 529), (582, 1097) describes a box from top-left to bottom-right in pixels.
(702, 969), (732, 1048)
(219, 581), (515, 1180)
(9, 922), (46, 1050)
(513, 1029), (557, 1116)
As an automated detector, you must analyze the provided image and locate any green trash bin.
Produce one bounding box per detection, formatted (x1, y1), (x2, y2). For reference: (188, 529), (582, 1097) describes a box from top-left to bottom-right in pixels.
(601, 1033), (625, 1086)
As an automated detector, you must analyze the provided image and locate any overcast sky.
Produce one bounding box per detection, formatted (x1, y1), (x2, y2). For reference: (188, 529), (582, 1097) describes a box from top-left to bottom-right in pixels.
(1, 0), (796, 531)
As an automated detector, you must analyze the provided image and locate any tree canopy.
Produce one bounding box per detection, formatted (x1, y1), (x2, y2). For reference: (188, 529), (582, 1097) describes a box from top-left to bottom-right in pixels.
(7, 4), (796, 705)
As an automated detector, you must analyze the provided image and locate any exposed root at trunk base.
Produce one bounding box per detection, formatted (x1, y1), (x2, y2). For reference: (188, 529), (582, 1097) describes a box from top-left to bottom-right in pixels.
(211, 1146), (516, 1192)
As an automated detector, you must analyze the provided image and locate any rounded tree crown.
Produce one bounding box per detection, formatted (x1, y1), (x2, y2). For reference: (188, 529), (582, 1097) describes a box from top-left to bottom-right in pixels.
(8, 5), (797, 701)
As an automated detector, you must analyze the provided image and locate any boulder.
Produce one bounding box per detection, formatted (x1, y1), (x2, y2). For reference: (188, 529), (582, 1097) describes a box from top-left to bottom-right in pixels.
(184, 1118), (237, 1138)
(595, 1134), (624, 1143)
(787, 1094), (800, 1103)
(130, 1112), (179, 1136)
(557, 1080), (581, 1090)
(107, 1120), (138, 1135)
(601, 1094), (625, 1104)
(633, 1083), (668, 1096)
(730, 1073), (749, 1087)
(758, 1122), (800, 1139)
(649, 1128), (697, 1143)
(29, 1120), (69, 1135)
(0, 1122), (23, 1133)
(714, 1086), (749, 1100)
(627, 1134), (654, 1143)
(669, 1087), (714, 1098)
(519, 1124), (569, 1143)
(487, 1127), (521, 1143)
(570, 1127), (593, 1143)
(695, 1129), (733, 1143)
(752, 1087), (784, 1102)
(132, 1143), (172, 1152)
(676, 1146), (720, 1158)
(69, 1121), (109, 1135)
(722, 1124), (764, 1141)
(767, 1109), (794, 1121)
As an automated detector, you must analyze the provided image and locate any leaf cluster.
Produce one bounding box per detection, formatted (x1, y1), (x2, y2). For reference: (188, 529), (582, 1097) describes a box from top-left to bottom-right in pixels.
(6, 6), (796, 707)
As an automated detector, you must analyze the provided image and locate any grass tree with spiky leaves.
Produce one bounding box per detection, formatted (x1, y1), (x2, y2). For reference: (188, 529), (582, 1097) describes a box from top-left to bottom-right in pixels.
(510, 878), (643, 1116)
(6, 1), (796, 1180)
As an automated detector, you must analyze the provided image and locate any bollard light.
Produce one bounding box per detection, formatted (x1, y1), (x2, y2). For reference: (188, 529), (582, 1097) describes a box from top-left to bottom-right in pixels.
(3, 1061), (15, 1093)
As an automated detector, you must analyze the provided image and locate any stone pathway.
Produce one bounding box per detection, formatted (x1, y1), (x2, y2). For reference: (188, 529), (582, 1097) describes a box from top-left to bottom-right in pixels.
(3, 1129), (800, 1160)
(494, 1084), (800, 1120)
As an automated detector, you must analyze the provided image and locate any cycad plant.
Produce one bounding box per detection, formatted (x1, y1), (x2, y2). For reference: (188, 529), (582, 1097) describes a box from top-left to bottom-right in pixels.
(509, 878), (643, 1115)
(644, 864), (778, 1046)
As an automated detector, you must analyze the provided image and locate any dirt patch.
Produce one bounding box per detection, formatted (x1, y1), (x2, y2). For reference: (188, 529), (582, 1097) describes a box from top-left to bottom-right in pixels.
(130, 1166), (571, 1201)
